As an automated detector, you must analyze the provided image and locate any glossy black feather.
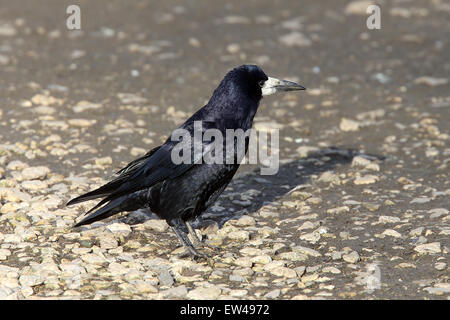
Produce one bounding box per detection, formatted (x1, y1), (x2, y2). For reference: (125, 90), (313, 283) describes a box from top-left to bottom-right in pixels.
(69, 65), (269, 229)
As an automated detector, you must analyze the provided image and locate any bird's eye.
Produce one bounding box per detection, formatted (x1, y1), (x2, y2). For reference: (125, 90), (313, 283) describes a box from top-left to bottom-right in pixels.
(258, 80), (265, 87)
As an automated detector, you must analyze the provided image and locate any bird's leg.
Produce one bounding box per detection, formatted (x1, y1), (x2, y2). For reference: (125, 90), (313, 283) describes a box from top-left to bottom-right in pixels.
(186, 221), (203, 247)
(186, 221), (220, 253)
(172, 226), (204, 258)
(170, 219), (208, 260)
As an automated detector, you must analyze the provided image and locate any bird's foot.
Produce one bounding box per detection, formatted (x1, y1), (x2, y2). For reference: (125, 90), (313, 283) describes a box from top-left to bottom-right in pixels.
(186, 221), (220, 254)
(188, 235), (220, 253)
(178, 247), (214, 266)
(200, 242), (221, 253)
(171, 220), (216, 266)
(192, 252), (215, 267)
(186, 246), (208, 260)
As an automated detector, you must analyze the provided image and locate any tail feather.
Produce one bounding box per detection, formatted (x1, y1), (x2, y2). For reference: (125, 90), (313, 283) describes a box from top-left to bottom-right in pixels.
(67, 183), (116, 206)
(74, 197), (124, 227)
(67, 146), (161, 206)
(73, 189), (149, 227)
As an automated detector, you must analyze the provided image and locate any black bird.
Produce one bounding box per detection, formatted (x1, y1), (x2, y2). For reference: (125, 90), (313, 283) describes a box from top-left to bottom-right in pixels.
(67, 65), (305, 258)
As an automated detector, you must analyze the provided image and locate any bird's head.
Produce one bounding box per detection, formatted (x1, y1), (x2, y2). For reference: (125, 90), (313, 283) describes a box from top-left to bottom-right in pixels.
(222, 64), (306, 100)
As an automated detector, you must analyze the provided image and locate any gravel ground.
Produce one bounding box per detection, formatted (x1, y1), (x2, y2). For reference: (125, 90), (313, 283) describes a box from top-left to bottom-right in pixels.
(0, 0), (448, 300)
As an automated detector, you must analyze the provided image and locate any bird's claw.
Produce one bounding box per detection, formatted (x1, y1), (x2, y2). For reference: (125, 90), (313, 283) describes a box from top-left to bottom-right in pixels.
(203, 243), (221, 253)
(181, 250), (214, 267)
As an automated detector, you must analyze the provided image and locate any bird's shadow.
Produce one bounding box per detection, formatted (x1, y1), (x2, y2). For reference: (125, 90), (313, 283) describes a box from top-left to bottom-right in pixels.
(123, 146), (384, 229)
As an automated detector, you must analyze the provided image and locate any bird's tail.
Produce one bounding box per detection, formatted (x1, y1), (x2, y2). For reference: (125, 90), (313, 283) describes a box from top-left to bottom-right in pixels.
(66, 179), (123, 206)
(73, 189), (149, 227)
(67, 145), (161, 207)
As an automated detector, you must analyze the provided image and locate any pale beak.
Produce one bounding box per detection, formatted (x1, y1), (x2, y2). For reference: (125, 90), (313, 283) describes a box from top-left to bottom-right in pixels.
(261, 77), (306, 96)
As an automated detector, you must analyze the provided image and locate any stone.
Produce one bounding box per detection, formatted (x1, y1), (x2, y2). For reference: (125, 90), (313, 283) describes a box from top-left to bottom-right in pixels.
(239, 247), (263, 256)
(382, 229), (402, 238)
(6, 160), (29, 171)
(301, 273), (319, 284)
(409, 227), (424, 237)
(340, 118), (360, 132)
(424, 283), (450, 295)
(351, 156), (372, 168)
(186, 286), (221, 300)
(34, 105), (56, 115)
(164, 285), (188, 298)
(107, 223), (132, 235)
(229, 289), (248, 297)
(395, 263), (416, 269)
(72, 101), (102, 113)
(342, 251), (360, 263)
(31, 94), (62, 106)
(251, 255), (272, 265)
(279, 32), (311, 47)
(158, 269), (174, 287)
(95, 157), (113, 166)
(0, 23), (17, 36)
(264, 289), (281, 299)
(0, 202), (18, 214)
(322, 266), (341, 274)
(81, 253), (108, 265)
(378, 216), (401, 223)
(226, 43), (240, 54)
(0, 287), (17, 299)
(354, 175), (378, 185)
(366, 163), (380, 171)
(414, 76), (448, 87)
(356, 109), (386, 121)
(317, 171), (340, 184)
(117, 93), (148, 104)
(145, 219), (169, 232)
(298, 221), (317, 231)
(21, 166), (50, 180)
(410, 197), (431, 204)
(293, 246), (322, 257)
(234, 257), (253, 268)
(306, 197), (322, 205)
(434, 262), (446, 271)
(414, 242), (441, 254)
(0, 54), (9, 65)
(262, 260), (285, 271)
(133, 280), (158, 294)
(235, 215), (256, 227)
(100, 237), (119, 250)
(228, 230), (250, 241)
(428, 208), (448, 218)
(223, 15), (251, 24)
(130, 147), (146, 157)
(279, 251), (308, 262)
(68, 119), (97, 127)
(21, 180), (48, 191)
(0, 248), (11, 260)
(0, 277), (19, 289)
(229, 274), (245, 282)
(19, 274), (44, 287)
(327, 206), (350, 214)
(296, 146), (319, 158)
(269, 267), (297, 278)
(232, 268), (254, 277)
(345, 1), (374, 15)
